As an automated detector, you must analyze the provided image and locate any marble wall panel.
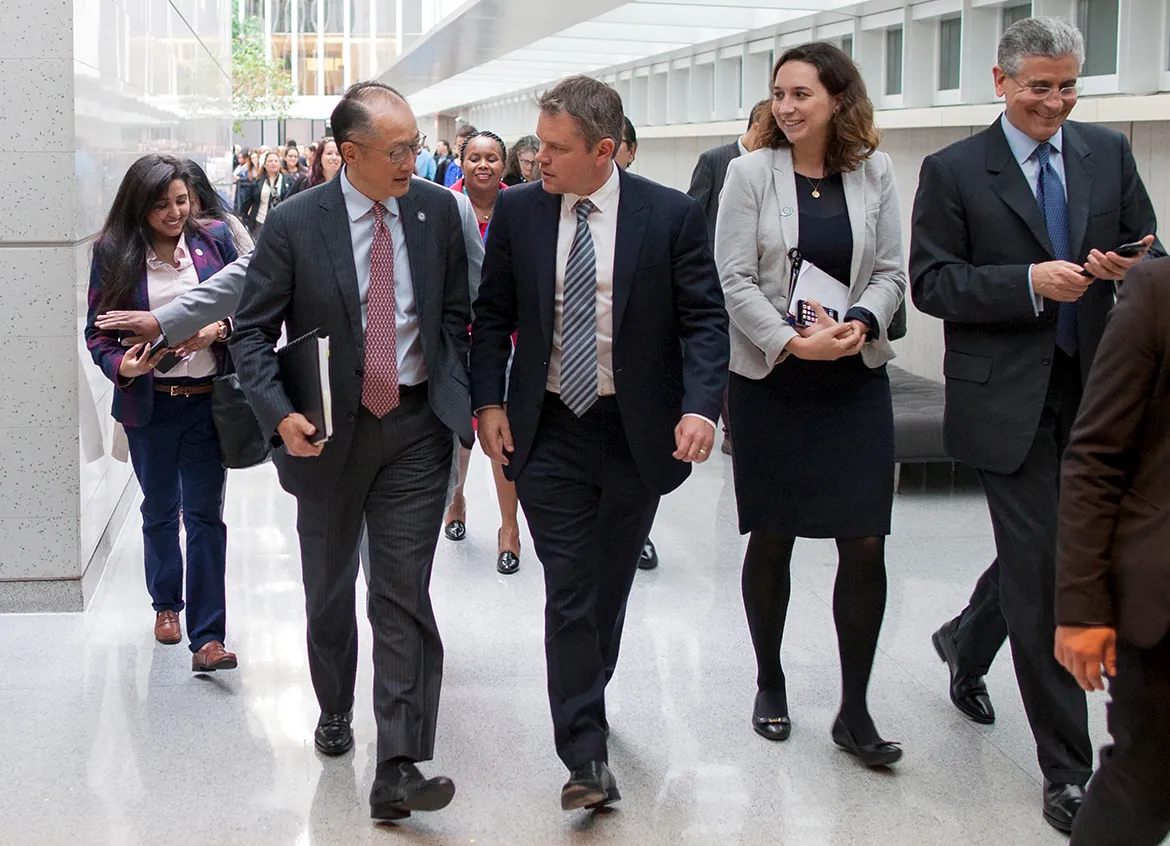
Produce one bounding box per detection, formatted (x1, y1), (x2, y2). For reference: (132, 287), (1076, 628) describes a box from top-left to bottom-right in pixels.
(0, 60), (75, 152)
(0, 0), (73, 61)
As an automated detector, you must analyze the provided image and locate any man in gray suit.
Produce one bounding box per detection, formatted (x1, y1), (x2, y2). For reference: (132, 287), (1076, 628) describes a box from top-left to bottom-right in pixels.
(231, 81), (473, 823)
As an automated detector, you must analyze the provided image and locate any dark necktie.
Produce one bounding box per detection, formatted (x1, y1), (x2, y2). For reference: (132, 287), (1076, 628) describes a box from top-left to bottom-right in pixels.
(1034, 142), (1078, 356)
(559, 199), (598, 417)
(361, 202), (400, 417)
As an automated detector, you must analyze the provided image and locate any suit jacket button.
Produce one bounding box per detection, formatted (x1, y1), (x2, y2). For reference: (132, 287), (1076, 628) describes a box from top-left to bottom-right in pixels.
(346, 413), (356, 423)
(355, 367), (364, 377)
(542, 360), (548, 367)
(1042, 357), (1052, 366)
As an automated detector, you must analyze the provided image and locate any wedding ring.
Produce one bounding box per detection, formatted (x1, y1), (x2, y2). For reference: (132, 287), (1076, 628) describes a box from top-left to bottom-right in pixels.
(698, 448), (708, 454)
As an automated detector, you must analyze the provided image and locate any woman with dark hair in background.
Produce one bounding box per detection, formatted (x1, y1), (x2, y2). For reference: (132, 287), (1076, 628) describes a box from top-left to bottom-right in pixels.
(283, 145), (308, 190)
(287, 136), (342, 196)
(502, 134), (540, 186)
(717, 42), (907, 767)
(442, 130), (524, 575)
(180, 159), (253, 253)
(243, 151), (290, 236)
(83, 153), (240, 672)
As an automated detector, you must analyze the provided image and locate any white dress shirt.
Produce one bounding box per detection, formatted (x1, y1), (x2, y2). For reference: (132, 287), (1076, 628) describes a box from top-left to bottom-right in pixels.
(547, 163), (621, 395)
(340, 166), (426, 386)
(1001, 113), (1068, 314)
(146, 234), (216, 379)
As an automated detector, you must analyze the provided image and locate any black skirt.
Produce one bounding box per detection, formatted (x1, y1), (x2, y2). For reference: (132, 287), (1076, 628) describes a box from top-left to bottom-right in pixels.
(728, 355), (894, 538)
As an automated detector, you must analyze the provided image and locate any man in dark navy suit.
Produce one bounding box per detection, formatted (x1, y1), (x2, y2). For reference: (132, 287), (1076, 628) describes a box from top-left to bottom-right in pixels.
(470, 75), (728, 811)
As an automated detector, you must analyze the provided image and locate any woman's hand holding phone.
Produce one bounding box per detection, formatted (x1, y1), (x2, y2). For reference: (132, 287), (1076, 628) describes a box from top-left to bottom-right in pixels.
(117, 342), (168, 379)
(786, 301), (865, 361)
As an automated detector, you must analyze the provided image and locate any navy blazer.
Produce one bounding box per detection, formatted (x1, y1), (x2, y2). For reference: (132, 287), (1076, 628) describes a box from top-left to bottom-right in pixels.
(470, 168), (729, 496)
(84, 221), (239, 427)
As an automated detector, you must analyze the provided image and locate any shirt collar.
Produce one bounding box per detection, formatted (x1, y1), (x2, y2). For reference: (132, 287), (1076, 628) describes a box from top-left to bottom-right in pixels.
(340, 166), (401, 223)
(146, 233), (190, 269)
(561, 162), (620, 216)
(1000, 112), (1063, 165)
(737, 137), (750, 157)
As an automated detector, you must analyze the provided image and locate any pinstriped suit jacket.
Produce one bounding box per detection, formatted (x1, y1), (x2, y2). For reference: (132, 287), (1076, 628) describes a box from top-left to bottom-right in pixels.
(230, 175), (473, 498)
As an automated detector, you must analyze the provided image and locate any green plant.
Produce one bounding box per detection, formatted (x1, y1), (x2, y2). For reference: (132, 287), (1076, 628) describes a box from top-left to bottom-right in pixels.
(232, 2), (294, 134)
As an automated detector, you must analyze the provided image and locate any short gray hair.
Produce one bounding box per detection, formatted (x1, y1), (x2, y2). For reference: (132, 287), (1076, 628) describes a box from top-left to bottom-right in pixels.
(537, 75), (625, 153)
(998, 16), (1085, 76)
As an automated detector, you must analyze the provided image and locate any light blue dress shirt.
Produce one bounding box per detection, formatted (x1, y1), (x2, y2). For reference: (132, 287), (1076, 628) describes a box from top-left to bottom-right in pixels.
(416, 152), (437, 181)
(1000, 113), (1068, 312)
(339, 166), (426, 385)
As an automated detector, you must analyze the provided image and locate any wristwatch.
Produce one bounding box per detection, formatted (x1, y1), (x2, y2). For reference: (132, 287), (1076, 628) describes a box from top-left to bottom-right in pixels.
(216, 320), (232, 341)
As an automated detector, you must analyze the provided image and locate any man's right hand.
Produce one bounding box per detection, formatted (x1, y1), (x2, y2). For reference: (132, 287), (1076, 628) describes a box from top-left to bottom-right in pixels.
(477, 406), (514, 465)
(277, 413), (324, 458)
(1032, 261), (1093, 303)
(94, 310), (163, 345)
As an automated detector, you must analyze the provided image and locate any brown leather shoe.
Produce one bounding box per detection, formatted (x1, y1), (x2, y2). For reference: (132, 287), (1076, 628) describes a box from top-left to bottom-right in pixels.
(154, 611), (181, 645)
(192, 641), (238, 672)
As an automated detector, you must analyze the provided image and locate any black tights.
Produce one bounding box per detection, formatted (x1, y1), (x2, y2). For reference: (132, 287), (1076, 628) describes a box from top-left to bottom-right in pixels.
(742, 530), (888, 745)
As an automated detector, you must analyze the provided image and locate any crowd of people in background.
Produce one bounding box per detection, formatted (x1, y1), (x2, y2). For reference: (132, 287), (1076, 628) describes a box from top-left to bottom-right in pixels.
(84, 14), (1170, 844)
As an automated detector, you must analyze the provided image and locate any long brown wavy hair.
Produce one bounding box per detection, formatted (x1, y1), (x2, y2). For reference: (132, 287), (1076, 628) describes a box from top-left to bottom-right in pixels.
(760, 42), (881, 174)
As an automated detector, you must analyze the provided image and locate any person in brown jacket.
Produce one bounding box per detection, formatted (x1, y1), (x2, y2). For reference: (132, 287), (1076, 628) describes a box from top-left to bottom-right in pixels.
(1055, 256), (1170, 846)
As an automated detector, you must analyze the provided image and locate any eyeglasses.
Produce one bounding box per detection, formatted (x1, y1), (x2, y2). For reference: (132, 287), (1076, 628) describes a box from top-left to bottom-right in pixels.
(349, 133), (427, 164)
(519, 157), (536, 166)
(1010, 76), (1082, 100)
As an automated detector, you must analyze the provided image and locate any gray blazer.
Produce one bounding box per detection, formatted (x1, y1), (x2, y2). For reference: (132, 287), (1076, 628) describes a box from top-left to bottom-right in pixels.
(715, 146), (907, 379)
(154, 185), (484, 344)
(230, 175), (476, 498)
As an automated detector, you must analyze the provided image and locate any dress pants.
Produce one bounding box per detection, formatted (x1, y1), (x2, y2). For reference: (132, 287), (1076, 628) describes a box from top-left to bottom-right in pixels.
(294, 387), (453, 764)
(124, 388), (228, 653)
(515, 395), (660, 769)
(954, 351), (1092, 784)
(1071, 633), (1170, 846)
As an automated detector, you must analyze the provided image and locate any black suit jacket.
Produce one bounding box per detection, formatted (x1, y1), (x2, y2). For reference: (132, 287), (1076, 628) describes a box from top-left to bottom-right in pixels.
(470, 169), (729, 496)
(687, 141), (740, 246)
(231, 176), (473, 498)
(1057, 258), (1170, 648)
(910, 118), (1162, 474)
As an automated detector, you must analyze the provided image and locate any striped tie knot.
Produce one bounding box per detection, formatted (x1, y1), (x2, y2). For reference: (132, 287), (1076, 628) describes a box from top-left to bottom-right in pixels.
(575, 198), (595, 222)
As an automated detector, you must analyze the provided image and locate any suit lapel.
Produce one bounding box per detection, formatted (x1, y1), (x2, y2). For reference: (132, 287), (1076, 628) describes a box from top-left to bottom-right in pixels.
(771, 148), (799, 252)
(397, 189), (428, 334)
(534, 189), (560, 350)
(1061, 123), (1093, 262)
(986, 120), (1055, 258)
(612, 169), (651, 341)
(316, 179), (363, 344)
(842, 165), (866, 295)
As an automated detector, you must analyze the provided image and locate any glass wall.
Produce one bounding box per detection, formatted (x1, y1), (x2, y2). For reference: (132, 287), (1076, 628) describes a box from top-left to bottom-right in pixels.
(1079, 0), (1119, 76)
(885, 27), (903, 96)
(938, 16), (961, 91)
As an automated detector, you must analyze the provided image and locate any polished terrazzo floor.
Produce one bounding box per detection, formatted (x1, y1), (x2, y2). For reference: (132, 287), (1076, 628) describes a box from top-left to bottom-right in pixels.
(1, 455), (1106, 845)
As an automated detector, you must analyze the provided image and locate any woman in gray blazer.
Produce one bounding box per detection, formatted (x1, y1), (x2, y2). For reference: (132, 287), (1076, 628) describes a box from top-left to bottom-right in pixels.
(715, 42), (907, 768)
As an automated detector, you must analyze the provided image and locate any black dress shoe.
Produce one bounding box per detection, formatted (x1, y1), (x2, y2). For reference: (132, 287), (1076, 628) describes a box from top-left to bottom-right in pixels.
(638, 537), (658, 570)
(831, 716), (902, 768)
(444, 520), (466, 541)
(751, 691), (791, 742)
(496, 530), (520, 575)
(370, 760), (456, 820)
(1042, 781), (1085, 834)
(932, 620), (996, 724)
(561, 761), (620, 811)
(314, 711), (354, 756)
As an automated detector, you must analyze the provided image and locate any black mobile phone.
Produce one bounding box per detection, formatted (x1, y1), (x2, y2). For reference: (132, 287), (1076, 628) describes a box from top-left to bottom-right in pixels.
(1080, 239), (1150, 277)
(795, 299), (839, 327)
(147, 337), (183, 374)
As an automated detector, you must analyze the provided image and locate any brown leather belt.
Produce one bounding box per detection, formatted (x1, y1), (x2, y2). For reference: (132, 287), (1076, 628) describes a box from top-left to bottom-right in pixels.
(154, 383), (214, 397)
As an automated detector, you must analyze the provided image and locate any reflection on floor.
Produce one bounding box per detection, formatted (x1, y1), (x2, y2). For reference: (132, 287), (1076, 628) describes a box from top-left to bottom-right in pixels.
(0, 457), (1100, 845)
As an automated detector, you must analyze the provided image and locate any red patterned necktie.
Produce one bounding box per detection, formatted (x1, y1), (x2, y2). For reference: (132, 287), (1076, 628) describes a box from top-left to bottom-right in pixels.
(361, 201), (400, 417)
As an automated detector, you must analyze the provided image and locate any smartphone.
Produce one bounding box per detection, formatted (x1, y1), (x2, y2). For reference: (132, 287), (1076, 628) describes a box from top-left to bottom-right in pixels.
(147, 337), (182, 374)
(1080, 239), (1151, 277)
(794, 299), (839, 327)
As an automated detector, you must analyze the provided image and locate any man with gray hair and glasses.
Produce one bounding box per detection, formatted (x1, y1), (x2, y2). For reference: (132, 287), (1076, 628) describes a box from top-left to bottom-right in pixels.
(910, 16), (1162, 833)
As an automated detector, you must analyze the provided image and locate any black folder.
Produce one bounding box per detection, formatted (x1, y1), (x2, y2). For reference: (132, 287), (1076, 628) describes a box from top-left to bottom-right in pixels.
(277, 329), (333, 445)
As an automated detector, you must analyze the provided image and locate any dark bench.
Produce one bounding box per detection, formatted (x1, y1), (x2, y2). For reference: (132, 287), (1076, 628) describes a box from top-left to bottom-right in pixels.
(889, 365), (950, 489)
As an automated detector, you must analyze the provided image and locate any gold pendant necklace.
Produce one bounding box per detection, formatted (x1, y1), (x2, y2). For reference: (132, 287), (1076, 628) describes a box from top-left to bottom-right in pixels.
(804, 174), (824, 199)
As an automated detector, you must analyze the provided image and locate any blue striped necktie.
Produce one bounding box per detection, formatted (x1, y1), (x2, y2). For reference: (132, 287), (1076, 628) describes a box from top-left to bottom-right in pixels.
(560, 198), (598, 417)
(1034, 142), (1079, 356)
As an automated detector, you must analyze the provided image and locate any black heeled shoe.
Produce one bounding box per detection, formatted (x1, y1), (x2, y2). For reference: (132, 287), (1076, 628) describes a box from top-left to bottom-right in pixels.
(444, 520), (466, 541)
(497, 530), (520, 575)
(831, 716), (902, 768)
(751, 690), (791, 741)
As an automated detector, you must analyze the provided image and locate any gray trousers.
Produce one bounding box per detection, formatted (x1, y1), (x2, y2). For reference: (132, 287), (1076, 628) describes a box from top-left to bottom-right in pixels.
(294, 387), (453, 763)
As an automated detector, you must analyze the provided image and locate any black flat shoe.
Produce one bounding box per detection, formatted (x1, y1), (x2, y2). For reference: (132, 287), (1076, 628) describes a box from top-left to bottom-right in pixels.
(314, 711), (354, 757)
(496, 530), (520, 575)
(638, 537), (658, 570)
(444, 520), (466, 541)
(561, 761), (620, 811)
(932, 619), (996, 724)
(831, 716), (902, 768)
(752, 691), (791, 742)
(1042, 781), (1085, 834)
(370, 760), (455, 820)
